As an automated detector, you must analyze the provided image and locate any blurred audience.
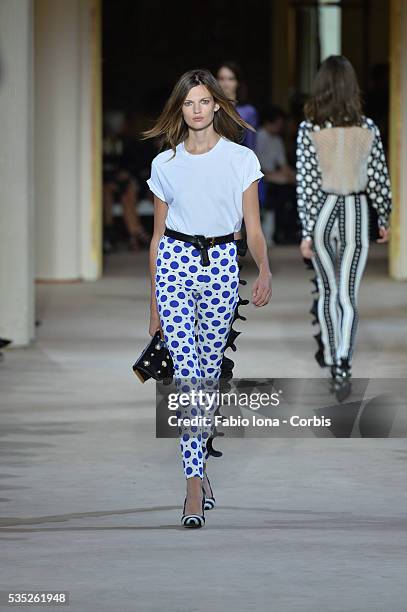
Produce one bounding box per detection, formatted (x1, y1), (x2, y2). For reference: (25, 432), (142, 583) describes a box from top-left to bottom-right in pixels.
(103, 111), (150, 253)
(216, 60), (259, 150)
(255, 106), (296, 246)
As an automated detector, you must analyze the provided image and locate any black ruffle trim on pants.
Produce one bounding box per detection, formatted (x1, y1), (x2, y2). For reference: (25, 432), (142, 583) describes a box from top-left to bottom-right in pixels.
(303, 257), (327, 369)
(207, 237), (249, 458)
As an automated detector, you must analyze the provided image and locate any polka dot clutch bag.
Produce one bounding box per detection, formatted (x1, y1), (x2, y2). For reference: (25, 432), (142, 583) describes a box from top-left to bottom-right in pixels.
(132, 330), (174, 383)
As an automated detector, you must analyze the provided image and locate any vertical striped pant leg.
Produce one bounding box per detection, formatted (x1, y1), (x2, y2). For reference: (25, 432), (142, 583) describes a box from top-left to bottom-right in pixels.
(330, 215), (343, 354)
(337, 194), (370, 363)
(311, 195), (341, 366)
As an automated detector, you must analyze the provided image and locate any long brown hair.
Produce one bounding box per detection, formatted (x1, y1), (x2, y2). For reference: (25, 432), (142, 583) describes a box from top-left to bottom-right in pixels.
(304, 55), (363, 126)
(139, 68), (256, 157)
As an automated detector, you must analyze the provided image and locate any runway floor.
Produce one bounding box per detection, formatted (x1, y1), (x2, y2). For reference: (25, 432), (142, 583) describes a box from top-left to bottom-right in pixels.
(0, 244), (406, 611)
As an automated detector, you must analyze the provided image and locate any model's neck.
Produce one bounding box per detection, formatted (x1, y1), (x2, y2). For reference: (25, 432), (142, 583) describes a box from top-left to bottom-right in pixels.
(184, 127), (221, 155)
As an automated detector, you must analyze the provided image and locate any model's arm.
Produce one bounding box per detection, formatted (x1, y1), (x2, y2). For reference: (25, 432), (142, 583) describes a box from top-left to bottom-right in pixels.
(365, 122), (392, 244)
(149, 196), (168, 336)
(296, 121), (323, 258)
(242, 180), (272, 307)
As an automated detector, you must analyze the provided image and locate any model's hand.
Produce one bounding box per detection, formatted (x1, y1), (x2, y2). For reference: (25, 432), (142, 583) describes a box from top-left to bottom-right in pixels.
(300, 238), (313, 259)
(252, 271), (272, 307)
(149, 311), (163, 338)
(377, 226), (390, 243)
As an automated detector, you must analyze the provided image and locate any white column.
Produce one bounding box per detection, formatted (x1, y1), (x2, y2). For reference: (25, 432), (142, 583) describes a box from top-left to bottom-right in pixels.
(389, 0), (407, 280)
(34, 0), (102, 281)
(78, 0), (102, 280)
(0, 0), (35, 346)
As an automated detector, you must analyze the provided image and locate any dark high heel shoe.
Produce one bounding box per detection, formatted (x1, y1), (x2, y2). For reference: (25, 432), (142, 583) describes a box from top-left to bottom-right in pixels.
(181, 492), (205, 528)
(202, 474), (216, 510)
(340, 358), (352, 379)
(330, 359), (352, 402)
(330, 358), (352, 381)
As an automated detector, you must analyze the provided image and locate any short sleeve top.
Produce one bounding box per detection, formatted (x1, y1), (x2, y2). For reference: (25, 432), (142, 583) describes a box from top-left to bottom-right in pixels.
(146, 135), (264, 235)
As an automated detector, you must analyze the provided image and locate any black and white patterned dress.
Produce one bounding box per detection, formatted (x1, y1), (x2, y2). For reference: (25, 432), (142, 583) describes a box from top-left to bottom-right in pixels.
(296, 116), (392, 367)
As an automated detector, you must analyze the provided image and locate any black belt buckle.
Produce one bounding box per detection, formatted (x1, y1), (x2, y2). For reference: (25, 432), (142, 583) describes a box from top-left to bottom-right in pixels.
(193, 234), (210, 267)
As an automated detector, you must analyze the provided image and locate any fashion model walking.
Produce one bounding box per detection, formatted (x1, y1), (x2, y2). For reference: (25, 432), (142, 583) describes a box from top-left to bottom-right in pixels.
(141, 68), (272, 527)
(296, 55), (391, 381)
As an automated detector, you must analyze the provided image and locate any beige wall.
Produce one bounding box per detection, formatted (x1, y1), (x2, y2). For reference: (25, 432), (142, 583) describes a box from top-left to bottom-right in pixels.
(389, 0), (407, 279)
(34, 0), (102, 281)
(0, 0), (35, 346)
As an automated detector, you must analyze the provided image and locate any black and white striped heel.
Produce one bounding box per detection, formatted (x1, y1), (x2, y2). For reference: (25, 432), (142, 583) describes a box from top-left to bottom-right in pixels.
(203, 474), (216, 510)
(203, 495), (216, 510)
(181, 494), (205, 528)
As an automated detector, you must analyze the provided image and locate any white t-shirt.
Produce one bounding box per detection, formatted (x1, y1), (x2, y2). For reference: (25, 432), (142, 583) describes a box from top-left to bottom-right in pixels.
(146, 135), (264, 235)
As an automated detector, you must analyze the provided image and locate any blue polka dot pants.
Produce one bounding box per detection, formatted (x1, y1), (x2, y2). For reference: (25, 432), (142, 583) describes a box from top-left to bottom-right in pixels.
(155, 235), (240, 479)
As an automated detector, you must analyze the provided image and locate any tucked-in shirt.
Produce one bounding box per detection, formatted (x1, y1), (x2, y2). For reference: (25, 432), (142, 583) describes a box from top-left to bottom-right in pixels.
(146, 135), (264, 235)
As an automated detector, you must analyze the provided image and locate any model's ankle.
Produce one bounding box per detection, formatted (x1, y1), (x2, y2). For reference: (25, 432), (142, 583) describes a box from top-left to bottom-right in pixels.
(186, 475), (203, 494)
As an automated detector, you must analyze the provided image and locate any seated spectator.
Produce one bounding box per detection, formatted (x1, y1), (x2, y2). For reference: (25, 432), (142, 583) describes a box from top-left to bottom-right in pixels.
(103, 111), (150, 252)
(255, 107), (297, 245)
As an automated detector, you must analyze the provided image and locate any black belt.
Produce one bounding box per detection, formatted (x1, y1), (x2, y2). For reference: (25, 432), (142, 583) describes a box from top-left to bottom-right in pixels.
(164, 227), (235, 266)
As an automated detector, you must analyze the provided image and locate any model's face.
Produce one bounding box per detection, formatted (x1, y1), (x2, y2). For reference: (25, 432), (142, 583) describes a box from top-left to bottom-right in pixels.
(182, 84), (220, 130)
(217, 66), (238, 97)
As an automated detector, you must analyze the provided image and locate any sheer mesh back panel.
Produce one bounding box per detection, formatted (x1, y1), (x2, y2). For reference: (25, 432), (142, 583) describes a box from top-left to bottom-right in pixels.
(311, 127), (374, 195)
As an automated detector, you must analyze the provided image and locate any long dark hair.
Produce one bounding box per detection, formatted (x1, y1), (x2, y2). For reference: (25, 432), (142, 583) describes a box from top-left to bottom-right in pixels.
(140, 68), (255, 156)
(304, 55), (363, 126)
